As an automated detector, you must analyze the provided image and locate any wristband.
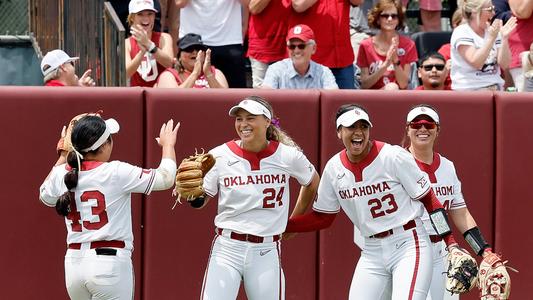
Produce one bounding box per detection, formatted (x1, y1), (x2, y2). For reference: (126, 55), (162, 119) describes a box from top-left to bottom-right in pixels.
(148, 42), (157, 54)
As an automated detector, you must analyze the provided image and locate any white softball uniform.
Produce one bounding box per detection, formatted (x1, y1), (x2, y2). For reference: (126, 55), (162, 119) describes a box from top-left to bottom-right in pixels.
(201, 140), (315, 300)
(415, 153), (465, 300)
(314, 141), (434, 300)
(39, 160), (161, 300)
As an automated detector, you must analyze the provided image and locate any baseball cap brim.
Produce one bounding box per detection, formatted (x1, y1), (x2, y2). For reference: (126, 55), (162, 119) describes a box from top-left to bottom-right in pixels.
(228, 100), (272, 120)
(406, 107), (440, 123)
(336, 109), (373, 129)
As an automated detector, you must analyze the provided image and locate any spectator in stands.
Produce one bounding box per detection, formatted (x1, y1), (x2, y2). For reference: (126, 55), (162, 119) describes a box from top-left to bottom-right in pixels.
(494, 0), (512, 23)
(508, 0), (533, 91)
(41, 50), (95, 87)
(176, 0), (248, 88)
(125, 0), (174, 87)
(159, 0), (179, 55)
(450, 0), (516, 91)
(289, 0), (361, 89)
(358, 0), (418, 90)
(349, 0), (376, 62)
(416, 52), (450, 90)
(418, 0), (443, 32)
(437, 9), (463, 90)
(247, 0), (291, 88)
(156, 33), (228, 88)
(262, 24), (338, 89)
(520, 41), (533, 91)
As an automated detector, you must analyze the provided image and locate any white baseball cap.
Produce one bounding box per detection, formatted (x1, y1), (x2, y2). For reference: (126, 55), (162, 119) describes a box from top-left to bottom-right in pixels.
(81, 118), (120, 152)
(41, 49), (79, 76)
(229, 99), (272, 120)
(129, 0), (157, 14)
(336, 108), (373, 129)
(406, 106), (440, 123)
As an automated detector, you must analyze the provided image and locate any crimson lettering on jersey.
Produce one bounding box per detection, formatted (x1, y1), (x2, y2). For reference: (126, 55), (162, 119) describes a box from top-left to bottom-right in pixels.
(338, 181), (391, 199)
(433, 185), (453, 197)
(223, 173), (288, 187)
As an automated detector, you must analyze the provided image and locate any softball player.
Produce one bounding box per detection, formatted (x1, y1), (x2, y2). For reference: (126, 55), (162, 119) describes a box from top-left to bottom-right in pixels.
(403, 104), (494, 300)
(286, 104), (458, 300)
(39, 115), (179, 299)
(188, 96), (320, 300)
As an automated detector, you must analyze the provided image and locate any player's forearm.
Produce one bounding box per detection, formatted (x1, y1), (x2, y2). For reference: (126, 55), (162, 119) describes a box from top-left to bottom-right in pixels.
(419, 190), (457, 246)
(290, 172), (319, 217)
(286, 211), (336, 232)
(152, 158), (177, 191)
(126, 51), (146, 78)
(449, 207), (477, 234)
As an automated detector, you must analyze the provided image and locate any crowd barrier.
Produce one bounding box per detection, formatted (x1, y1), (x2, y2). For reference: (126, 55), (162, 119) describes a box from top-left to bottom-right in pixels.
(1, 87), (527, 299)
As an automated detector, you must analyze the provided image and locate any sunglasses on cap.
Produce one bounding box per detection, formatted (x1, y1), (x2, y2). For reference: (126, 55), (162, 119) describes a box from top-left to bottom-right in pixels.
(421, 64), (445, 71)
(408, 120), (437, 130)
(287, 43), (308, 50)
(380, 13), (398, 19)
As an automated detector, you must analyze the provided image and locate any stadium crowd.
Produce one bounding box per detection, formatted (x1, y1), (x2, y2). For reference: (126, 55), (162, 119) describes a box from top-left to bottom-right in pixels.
(40, 0), (533, 92)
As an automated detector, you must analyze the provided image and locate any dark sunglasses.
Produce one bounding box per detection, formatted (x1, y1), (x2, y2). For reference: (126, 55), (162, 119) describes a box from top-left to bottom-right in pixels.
(380, 13), (398, 19)
(409, 120), (437, 130)
(181, 46), (206, 53)
(287, 44), (308, 50)
(421, 64), (445, 71)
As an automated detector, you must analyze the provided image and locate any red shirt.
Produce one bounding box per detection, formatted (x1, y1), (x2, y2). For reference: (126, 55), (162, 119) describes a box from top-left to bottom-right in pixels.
(129, 32), (166, 87)
(288, 0), (354, 68)
(415, 85), (451, 90)
(247, 0), (291, 63)
(45, 80), (66, 86)
(508, 15), (533, 69)
(438, 43), (452, 89)
(357, 35), (418, 89)
(160, 66), (217, 88)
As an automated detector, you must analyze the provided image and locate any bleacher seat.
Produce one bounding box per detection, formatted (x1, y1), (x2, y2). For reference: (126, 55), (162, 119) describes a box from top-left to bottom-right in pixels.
(411, 31), (452, 58)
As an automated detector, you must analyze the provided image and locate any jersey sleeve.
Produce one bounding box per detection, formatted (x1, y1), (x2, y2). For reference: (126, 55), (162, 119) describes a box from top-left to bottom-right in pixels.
(313, 161), (341, 213)
(114, 161), (157, 195)
(452, 25), (475, 49)
(393, 147), (431, 200)
(39, 165), (68, 207)
(202, 149), (220, 197)
(288, 148), (316, 186)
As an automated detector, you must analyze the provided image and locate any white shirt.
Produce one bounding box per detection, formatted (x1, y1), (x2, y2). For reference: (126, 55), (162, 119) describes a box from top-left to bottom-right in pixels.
(203, 140), (315, 236)
(451, 23), (504, 90)
(313, 141), (431, 237)
(179, 0), (243, 46)
(415, 153), (466, 235)
(39, 161), (156, 250)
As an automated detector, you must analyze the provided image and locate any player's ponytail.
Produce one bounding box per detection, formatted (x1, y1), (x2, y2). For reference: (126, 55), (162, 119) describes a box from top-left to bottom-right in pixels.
(247, 96), (302, 152)
(57, 116), (108, 216)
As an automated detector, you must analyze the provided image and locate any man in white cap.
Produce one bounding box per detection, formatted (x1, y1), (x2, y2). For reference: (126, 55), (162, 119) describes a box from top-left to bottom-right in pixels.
(41, 49), (95, 87)
(262, 24), (338, 89)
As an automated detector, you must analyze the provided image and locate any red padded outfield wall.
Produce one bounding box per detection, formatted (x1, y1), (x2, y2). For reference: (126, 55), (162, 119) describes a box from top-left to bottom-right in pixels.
(1, 87), (528, 299)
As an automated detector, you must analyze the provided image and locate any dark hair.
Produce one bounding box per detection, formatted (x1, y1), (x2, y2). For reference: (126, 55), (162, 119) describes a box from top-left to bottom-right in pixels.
(401, 104), (440, 148)
(58, 116), (110, 210)
(368, 0), (405, 30)
(335, 103), (371, 128)
(241, 95), (301, 151)
(418, 52), (446, 68)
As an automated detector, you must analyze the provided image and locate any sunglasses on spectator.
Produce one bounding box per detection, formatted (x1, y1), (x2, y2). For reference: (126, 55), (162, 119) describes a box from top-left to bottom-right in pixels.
(421, 64), (445, 71)
(380, 13), (398, 19)
(287, 43), (308, 50)
(409, 120), (437, 130)
(481, 5), (495, 12)
(182, 46), (206, 53)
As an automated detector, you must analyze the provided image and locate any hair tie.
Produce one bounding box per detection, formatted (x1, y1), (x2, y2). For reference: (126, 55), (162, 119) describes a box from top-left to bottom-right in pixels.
(72, 148), (84, 171)
(271, 117), (281, 129)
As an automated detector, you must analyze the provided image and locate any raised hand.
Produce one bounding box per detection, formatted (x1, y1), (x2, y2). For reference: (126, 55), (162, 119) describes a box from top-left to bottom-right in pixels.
(156, 119), (180, 148)
(78, 69), (95, 87)
(203, 48), (213, 77)
(487, 19), (502, 40)
(500, 16), (517, 39)
(130, 24), (151, 50)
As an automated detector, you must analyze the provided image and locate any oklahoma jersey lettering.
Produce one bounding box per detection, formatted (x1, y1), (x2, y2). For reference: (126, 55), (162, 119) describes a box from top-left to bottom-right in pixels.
(203, 140), (315, 236)
(415, 153), (466, 235)
(39, 161), (156, 250)
(313, 141), (431, 237)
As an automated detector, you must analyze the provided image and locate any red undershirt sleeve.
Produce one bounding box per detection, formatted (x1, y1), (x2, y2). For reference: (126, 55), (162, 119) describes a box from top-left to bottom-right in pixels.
(286, 211), (337, 233)
(419, 190), (457, 246)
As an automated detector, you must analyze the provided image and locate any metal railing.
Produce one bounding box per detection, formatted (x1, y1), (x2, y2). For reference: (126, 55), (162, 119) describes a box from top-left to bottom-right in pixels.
(103, 2), (126, 86)
(29, 0), (126, 86)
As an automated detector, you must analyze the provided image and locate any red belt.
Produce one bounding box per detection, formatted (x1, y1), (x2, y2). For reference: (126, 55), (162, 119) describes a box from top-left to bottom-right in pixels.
(217, 228), (280, 243)
(68, 240), (125, 250)
(370, 220), (417, 238)
(429, 235), (442, 243)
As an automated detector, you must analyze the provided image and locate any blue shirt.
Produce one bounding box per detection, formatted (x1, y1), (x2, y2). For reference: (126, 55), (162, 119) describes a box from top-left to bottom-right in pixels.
(263, 58), (338, 89)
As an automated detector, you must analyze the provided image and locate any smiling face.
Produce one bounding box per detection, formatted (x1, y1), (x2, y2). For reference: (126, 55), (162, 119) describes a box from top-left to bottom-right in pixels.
(407, 115), (439, 151)
(133, 10), (155, 32)
(234, 108), (270, 152)
(337, 120), (371, 163)
(288, 38), (316, 68)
